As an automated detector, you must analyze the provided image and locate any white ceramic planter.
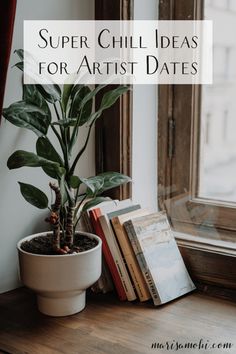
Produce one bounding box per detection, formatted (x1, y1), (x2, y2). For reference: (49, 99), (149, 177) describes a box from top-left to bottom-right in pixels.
(17, 231), (102, 317)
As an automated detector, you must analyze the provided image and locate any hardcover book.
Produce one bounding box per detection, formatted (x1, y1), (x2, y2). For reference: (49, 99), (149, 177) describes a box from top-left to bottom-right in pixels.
(99, 214), (137, 301)
(111, 209), (151, 302)
(124, 211), (196, 305)
(89, 199), (134, 301)
(90, 208), (127, 301)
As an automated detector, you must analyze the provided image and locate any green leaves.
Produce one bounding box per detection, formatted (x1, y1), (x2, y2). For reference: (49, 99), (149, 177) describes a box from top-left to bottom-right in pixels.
(18, 182), (48, 209)
(52, 119), (77, 128)
(5, 51), (132, 233)
(82, 197), (110, 212)
(78, 172), (131, 214)
(69, 175), (81, 189)
(7, 150), (65, 177)
(14, 61), (23, 71)
(36, 137), (64, 178)
(36, 137), (63, 165)
(80, 85), (106, 107)
(62, 84), (74, 115)
(23, 85), (51, 121)
(80, 176), (104, 196)
(84, 86), (130, 127)
(2, 101), (49, 136)
(101, 86), (130, 110)
(14, 49), (24, 71)
(81, 172), (131, 197)
(70, 86), (93, 126)
(14, 49), (24, 61)
(36, 84), (61, 103)
(98, 172), (131, 193)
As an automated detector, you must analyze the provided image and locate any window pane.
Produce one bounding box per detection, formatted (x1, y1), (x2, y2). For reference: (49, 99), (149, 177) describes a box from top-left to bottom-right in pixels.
(199, 2), (236, 203)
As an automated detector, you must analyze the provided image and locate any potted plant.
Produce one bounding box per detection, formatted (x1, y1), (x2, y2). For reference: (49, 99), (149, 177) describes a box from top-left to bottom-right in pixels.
(2, 50), (131, 316)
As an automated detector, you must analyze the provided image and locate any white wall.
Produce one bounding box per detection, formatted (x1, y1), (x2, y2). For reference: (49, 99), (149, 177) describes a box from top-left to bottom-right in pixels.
(132, 0), (158, 211)
(0, 0), (94, 293)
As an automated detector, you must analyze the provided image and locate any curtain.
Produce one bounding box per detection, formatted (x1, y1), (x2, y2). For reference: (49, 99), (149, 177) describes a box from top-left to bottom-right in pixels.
(0, 0), (17, 120)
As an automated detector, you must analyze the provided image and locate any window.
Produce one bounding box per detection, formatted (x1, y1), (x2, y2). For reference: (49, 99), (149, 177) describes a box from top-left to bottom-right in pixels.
(158, 0), (236, 243)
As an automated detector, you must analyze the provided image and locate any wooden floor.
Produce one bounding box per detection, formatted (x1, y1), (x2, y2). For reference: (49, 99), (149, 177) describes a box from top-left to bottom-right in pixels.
(0, 288), (235, 354)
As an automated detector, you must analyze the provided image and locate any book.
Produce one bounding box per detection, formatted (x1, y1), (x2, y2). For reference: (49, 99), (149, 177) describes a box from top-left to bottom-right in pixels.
(124, 211), (196, 305)
(84, 199), (132, 296)
(111, 209), (151, 302)
(90, 208), (127, 301)
(89, 199), (140, 300)
(99, 214), (137, 301)
(78, 200), (121, 294)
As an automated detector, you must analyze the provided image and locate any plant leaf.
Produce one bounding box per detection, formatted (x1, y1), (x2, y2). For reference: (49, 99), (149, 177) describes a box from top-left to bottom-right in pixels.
(18, 182), (48, 209)
(69, 175), (82, 189)
(23, 85), (51, 123)
(14, 49), (24, 61)
(98, 172), (131, 193)
(84, 86), (130, 127)
(80, 176), (105, 196)
(70, 86), (92, 126)
(2, 101), (49, 136)
(36, 137), (63, 165)
(14, 50), (24, 71)
(36, 84), (61, 103)
(101, 86), (130, 110)
(82, 197), (110, 212)
(52, 119), (77, 128)
(71, 84), (83, 99)
(14, 61), (23, 71)
(62, 84), (74, 115)
(80, 85), (106, 107)
(81, 173), (131, 196)
(36, 137), (64, 178)
(7, 150), (65, 177)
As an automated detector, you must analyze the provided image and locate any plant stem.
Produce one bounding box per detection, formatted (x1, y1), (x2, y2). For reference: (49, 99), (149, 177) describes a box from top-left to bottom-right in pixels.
(74, 195), (87, 230)
(69, 106), (83, 153)
(69, 124), (93, 176)
(54, 103), (66, 146)
(74, 186), (80, 206)
(65, 201), (75, 246)
(50, 124), (67, 165)
(53, 103), (70, 172)
(60, 101), (71, 145)
(47, 183), (62, 252)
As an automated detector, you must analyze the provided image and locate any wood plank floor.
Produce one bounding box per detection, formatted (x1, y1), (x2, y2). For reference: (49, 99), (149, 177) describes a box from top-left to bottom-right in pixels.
(0, 288), (235, 354)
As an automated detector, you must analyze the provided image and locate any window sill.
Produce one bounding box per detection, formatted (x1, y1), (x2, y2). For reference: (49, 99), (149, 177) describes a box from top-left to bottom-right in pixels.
(175, 231), (236, 257)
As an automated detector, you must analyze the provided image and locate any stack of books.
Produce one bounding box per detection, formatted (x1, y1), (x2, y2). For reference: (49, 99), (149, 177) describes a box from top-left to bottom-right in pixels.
(80, 199), (196, 305)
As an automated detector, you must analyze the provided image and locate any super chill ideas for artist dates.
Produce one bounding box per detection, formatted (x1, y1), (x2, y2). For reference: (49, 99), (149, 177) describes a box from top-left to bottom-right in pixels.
(36, 27), (199, 77)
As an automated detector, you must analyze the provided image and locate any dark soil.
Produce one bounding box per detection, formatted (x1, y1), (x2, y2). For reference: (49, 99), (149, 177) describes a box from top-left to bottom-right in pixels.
(20, 233), (98, 255)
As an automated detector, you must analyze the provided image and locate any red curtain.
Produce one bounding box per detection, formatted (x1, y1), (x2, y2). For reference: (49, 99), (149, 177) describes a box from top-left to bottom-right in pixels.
(0, 0), (17, 119)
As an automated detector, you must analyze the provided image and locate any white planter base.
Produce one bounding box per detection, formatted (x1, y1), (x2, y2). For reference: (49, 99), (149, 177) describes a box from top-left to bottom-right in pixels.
(37, 290), (86, 317)
(18, 231), (102, 317)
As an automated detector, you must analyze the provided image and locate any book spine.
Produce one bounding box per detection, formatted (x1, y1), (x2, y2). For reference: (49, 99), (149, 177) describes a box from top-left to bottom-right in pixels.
(112, 217), (151, 302)
(99, 216), (137, 301)
(124, 220), (161, 306)
(89, 209), (127, 301)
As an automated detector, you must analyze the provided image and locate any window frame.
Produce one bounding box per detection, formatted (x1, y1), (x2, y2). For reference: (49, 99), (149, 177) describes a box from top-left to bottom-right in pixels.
(158, 0), (236, 240)
(95, 0), (133, 200)
(158, 0), (236, 297)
